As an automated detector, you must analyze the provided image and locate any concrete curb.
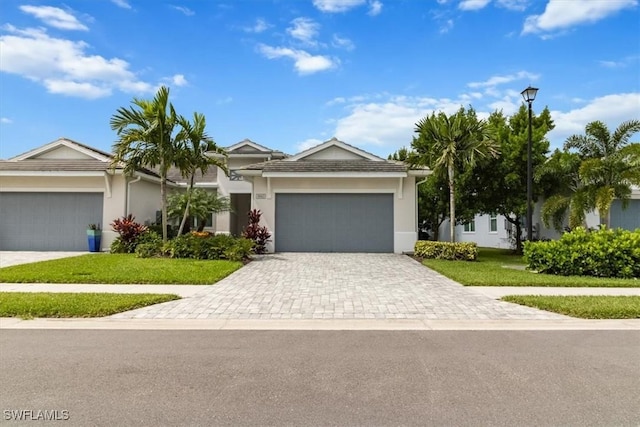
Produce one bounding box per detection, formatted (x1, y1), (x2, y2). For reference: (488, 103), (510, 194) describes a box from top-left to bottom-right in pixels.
(1, 317), (639, 331)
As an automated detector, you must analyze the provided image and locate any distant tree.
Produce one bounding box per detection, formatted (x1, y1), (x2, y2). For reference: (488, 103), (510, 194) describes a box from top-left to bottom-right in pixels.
(111, 86), (180, 242)
(564, 120), (640, 228)
(475, 105), (554, 252)
(536, 149), (588, 230)
(175, 112), (229, 236)
(409, 107), (498, 242)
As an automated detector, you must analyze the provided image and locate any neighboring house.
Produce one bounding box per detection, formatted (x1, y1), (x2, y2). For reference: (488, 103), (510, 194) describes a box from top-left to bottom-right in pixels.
(1, 137), (429, 253)
(237, 138), (430, 253)
(0, 138), (168, 251)
(439, 189), (640, 248)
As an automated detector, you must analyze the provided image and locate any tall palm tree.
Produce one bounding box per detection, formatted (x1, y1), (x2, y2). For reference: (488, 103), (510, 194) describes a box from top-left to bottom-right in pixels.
(410, 107), (498, 242)
(175, 112), (229, 235)
(536, 150), (591, 230)
(110, 86), (180, 242)
(565, 120), (640, 228)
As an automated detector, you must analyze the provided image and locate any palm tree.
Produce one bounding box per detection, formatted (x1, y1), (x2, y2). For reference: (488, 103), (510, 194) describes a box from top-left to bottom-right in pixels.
(565, 120), (640, 228)
(110, 86), (180, 242)
(409, 107), (498, 242)
(167, 189), (231, 232)
(536, 150), (591, 230)
(175, 112), (229, 235)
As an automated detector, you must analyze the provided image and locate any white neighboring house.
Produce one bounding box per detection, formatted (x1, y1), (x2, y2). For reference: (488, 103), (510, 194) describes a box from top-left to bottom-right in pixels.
(438, 188), (640, 248)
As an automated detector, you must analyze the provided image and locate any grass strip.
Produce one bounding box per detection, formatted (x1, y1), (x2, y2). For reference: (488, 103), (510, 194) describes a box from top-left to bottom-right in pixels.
(0, 292), (180, 319)
(422, 248), (639, 287)
(501, 295), (640, 319)
(0, 254), (242, 284)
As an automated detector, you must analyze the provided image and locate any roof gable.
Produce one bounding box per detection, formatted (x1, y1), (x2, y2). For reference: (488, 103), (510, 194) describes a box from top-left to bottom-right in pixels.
(10, 138), (112, 162)
(288, 138), (384, 162)
(226, 139), (273, 154)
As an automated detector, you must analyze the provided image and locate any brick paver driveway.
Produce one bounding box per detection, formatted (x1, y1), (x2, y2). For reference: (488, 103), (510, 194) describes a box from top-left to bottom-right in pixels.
(112, 253), (565, 320)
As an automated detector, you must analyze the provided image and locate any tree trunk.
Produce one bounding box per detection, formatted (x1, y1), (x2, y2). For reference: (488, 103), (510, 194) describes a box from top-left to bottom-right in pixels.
(178, 174), (196, 236)
(160, 161), (168, 242)
(505, 214), (523, 254)
(448, 164), (456, 243)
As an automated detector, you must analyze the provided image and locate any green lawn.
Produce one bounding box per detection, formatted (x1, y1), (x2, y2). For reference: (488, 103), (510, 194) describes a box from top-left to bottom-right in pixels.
(0, 254), (243, 284)
(502, 295), (640, 319)
(422, 248), (639, 287)
(0, 292), (180, 319)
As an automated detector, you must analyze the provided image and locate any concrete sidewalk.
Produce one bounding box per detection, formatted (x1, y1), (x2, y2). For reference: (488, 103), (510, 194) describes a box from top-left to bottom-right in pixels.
(2, 283), (638, 298)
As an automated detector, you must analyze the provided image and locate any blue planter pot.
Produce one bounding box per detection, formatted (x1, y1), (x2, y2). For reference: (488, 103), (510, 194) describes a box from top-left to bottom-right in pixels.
(87, 230), (102, 252)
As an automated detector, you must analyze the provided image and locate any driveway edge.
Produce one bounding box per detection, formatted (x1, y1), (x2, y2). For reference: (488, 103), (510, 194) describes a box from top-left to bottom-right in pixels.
(1, 317), (639, 330)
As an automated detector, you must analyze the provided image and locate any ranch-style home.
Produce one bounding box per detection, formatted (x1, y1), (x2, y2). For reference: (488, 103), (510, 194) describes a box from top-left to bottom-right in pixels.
(0, 137), (430, 253)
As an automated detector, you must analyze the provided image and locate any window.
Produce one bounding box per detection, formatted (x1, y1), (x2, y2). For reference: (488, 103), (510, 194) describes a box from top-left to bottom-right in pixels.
(489, 215), (498, 233)
(463, 220), (475, 233)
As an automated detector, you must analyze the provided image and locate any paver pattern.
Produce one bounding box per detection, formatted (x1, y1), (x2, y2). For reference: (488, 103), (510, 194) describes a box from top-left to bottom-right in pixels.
(111, 253), (567, 320)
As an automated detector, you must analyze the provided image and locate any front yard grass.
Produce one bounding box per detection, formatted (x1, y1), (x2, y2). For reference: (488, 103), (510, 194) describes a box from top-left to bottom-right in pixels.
(0, 292), (180, 319)
(501, 295), (640, 319)
(422, 248), (639, 287)
(0, 254), (242, 284)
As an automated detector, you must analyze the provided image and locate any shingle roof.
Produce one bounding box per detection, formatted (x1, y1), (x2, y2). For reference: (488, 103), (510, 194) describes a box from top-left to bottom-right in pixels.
(0, 159), (113, 171)
(241, 160), (408, 173)
(166, 166), (218, 184)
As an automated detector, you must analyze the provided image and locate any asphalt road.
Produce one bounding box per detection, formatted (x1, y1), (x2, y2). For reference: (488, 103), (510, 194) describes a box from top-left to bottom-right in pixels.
(1, 330), (639, 426)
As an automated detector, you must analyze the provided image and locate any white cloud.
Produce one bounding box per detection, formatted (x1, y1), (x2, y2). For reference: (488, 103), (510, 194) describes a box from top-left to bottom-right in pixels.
(0, 25), (154, 99)
(19, 5), (88, 31)
(496, 0), (529, 11)
(296, 138), (325, 152)
(598, 54), (638, 68)
(440, 19), (454, 33)
(171, 5), (195, 16)
(313, 0), (366, 13)
(243, 18), (270, 33)
(468, 71), (539, 88)
(522, 0), (637, 35)
(257, 44), (337, 74)
(170, 74), (188, 86)
(458, 0), (491, 11)
(332, 34), (355, 50)
(548, 92), (640, 148)
(1, 117), (13, 124)
(368, 0), (383, 16)
(44, 79), (111, 99)
(111, 0), (132, 9)
(287, 18), (320, 45)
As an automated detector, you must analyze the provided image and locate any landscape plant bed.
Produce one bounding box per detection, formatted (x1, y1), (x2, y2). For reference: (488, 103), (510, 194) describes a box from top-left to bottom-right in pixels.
(501, 295), (640, 319)
(0, 254), (242, 284)
(421, 248), (640, 287)
(0, 292), (180, 319)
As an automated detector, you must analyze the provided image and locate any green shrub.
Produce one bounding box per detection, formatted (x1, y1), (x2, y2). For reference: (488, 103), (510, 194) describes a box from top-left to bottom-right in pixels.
(414, 241), (478, 261)
(168, 233), (253, 261)
(524, 227), (640, 278)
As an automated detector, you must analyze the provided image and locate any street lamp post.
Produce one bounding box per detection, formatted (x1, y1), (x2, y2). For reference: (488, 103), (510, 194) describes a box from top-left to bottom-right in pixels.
(521, 86), (538, 242)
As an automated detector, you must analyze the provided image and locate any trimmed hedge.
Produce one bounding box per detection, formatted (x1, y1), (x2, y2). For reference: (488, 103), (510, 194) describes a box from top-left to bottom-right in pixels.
(414, 241), (478, 261)
(163, 232), (254, 262)
(524, 227), (640, 278)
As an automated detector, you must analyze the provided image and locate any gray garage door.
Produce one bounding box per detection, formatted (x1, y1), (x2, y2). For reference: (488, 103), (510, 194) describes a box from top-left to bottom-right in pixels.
(0, 192), (103, 251)
(610, 199), (640, 231)
(275, 193), (393, 253)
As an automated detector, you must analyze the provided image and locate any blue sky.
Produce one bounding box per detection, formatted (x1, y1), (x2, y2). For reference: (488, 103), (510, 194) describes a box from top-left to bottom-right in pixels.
(1, 0), (638, 159)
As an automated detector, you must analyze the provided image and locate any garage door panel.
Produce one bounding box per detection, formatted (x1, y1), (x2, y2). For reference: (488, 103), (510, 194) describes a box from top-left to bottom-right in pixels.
(275, 193), (393, 253)
(610, 200), (640, 231)
(0, 192), (103, 251)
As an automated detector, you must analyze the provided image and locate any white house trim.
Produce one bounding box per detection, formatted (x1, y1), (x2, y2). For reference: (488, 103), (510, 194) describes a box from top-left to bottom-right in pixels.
(10, 138), (112, 162)
(285, 137), (383, 162)
(262, 172), (408, 178)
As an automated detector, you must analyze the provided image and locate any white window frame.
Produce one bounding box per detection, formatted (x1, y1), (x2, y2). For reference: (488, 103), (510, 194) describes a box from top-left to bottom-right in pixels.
(489, 215), (498, 233)
(463, 220), (476, 233)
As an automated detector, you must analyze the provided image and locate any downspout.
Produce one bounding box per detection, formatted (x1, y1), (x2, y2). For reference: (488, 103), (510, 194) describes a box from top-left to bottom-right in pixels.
(416, 177), (429, 238)
(126, 175), (142, 216)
